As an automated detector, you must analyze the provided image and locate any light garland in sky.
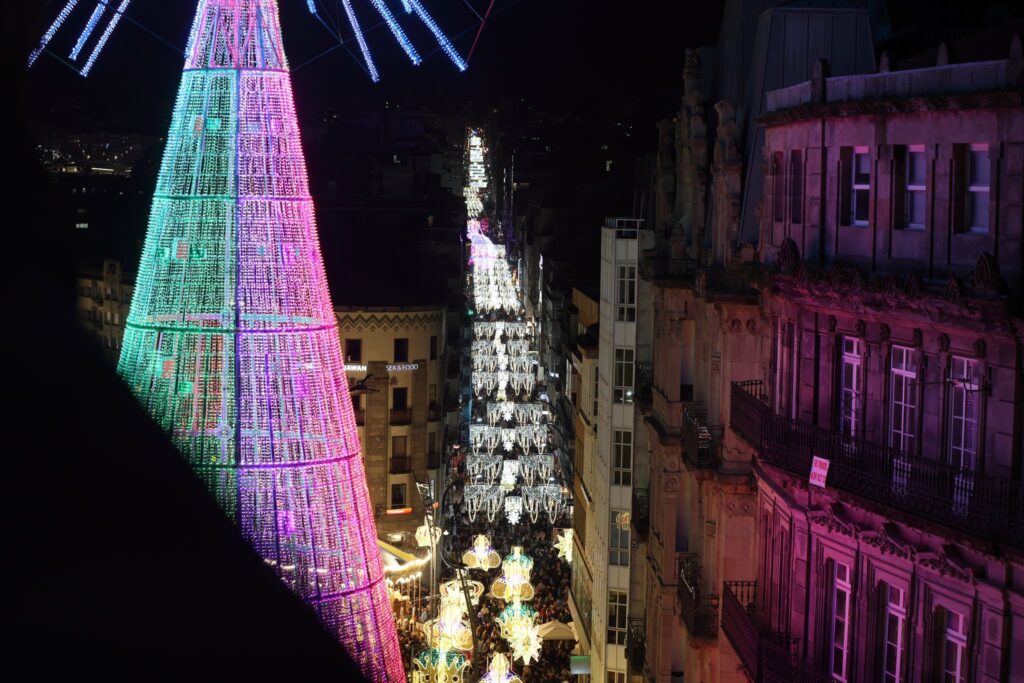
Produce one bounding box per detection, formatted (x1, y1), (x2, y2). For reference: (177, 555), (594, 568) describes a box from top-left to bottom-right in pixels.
(80, 0), (132, 77)
(27, 0), (79, 67)
(68, 1), (105, 61)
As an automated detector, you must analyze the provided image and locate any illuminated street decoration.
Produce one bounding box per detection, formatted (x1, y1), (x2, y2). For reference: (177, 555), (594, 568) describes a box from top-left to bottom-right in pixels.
(490, 546), (534, 602)
(424, 595), (473, 652)
(480, 653), (522, 683)
(416, 523), (442, 548)
(508, 623), (542, 665)
(28, 0), (79, 68)
(412, 649), (470, 683)
(116, 2), (401, 680)
(440, 577), (485, 606)
(554, 528), (573, 563)
(462, 534), (501, 570)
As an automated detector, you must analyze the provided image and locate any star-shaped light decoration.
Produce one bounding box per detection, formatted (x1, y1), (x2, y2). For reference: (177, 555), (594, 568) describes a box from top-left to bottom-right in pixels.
(508, 623), (542, 665)
(479, 653), (522, 683)
(553, 528), (573, 564)
(462, 534), (501, 570)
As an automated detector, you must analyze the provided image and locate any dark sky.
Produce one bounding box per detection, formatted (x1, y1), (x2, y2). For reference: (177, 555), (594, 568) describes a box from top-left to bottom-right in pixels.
(23, 0), (724, 133)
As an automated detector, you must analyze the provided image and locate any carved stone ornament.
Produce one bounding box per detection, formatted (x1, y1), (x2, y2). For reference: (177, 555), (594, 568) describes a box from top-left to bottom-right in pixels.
(917, 545), (974, 584)
(667, 315), (686, 341)
(905, 273), (922, 298)
(849, 269), (864, 292)
(731, 319), (743, 333)
(861, 523), (914, 560)
(855, 320), (867, 338)
(778, 237), (800, 275)
(796, 262), (812, 284)
(746, 319), (758, 336)
(664, 475), (680, 493)
(827, 315), (838, 333)
(808, 503), (856, 538)
(973, 338), (987, 359)
(972, 252), (1002, 294)
(912, 328), (923, 347)
(944, 276), (962, 306)
(938, 333), (951, 352)
(879, 324), (891, 342)
(882, 274), (899, 297)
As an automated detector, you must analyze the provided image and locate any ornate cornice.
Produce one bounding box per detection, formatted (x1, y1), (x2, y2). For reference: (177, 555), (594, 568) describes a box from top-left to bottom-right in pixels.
(335, 310), (443, 333)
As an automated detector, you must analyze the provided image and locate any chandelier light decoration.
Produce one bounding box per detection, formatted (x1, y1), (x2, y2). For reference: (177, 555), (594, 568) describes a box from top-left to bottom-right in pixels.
(411, 649), (470, 683)
(440, 577), (485, 606)
(423, 595), (473, 653)
(490, 546), (534, 602)
(114, 2), (402, 679)
(503, 495), (523, 525)
(462, 534), (501, 571)
(479, 654), (522, 683)
(554, 528), (573, 563)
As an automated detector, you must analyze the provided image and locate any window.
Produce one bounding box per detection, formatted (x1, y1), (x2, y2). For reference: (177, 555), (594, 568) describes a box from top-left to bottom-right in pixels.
(609, 512), (630, 566)
(394, 338), (408, 363)
(345, 338), (362, 363)
(773, 151), (786, 221)
(889, 346), (918, 453)
(882, 584), (906, 683)
(607, 590), (628, 645)
(903, 145), (927, 229)
(839, 337), (861, 438)
(612, 430), (632, 486)
(939, 608), (967, 683)
(607, 672), (626, 683)
(831, 561), (852, 682)
(392, 387), (408, 410)
(616, 265), (636, 322)
(791, 149), (803, 224)
(390, 483), (407, 508)
(392, 435), (407, 456)
(962, 144), (990, 234)
(429, 335), (438, 360)
(949, 357), (979, 470)
(841, 147), (871, 226)
(613, 348), (634, 403)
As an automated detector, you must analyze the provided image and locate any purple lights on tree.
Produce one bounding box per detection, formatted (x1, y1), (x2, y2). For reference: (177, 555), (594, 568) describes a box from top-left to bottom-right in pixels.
(116, 1), (403, 679)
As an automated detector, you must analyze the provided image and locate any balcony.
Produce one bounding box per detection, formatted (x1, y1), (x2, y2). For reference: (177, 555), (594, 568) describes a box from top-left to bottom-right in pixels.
(390, 408), (412, 425)
(428, 402), (440, 421)
(427, 448), (440, 470)
(730, 382), (1024, 548)
(682, 402), (718, 469)
(626, 617), (646, 671)
(632, 487), (650, 540)
(635, 362), (653, 411)
(354, 408), (365, 426)
(722, 582), (758, 678)
(759, 634), (833, 683)
(677, 553), (718, 640)
(389, 456), (412, 474)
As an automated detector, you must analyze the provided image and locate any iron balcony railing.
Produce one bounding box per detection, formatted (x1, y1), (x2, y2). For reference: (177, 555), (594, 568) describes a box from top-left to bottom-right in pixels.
(677, 553), (718, 640)
(632, 487), (650, 540)
(427, 447), (440, 470)
(730, 381), (1024, 548)
(682, 402), (718, 469)
(635, 362), (654, 408)
(390, 408), (412, 425)
(626, 616), (646, 671)
(428, 402), (440, 421)
(759, 634), (834, 683)
(722, 582), (759, 679)
(389, 456), (412, 474)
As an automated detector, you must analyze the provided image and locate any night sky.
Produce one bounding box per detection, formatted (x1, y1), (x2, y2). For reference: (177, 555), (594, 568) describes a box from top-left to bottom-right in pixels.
(23, 1), (724, 134)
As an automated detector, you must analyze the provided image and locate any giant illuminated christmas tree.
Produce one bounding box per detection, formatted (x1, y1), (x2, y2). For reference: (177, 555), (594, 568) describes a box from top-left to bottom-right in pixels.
(117, 1), (403, 679)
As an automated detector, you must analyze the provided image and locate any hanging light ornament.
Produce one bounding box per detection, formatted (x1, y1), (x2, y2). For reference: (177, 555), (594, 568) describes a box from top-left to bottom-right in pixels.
(490, 546), (534, 603)
(439, 577), (485, 606)
(416, 523), (442, 548)
(423, 595), (473, 653)
(496, 601), (537, 641)
(462, 534), (501, 570)
(411, 648), (470, 683)
(503, 495), (523, 525)
(553, 528), (573, 563)
(479, 653), (522, 683)
(508, 623), (543, 665)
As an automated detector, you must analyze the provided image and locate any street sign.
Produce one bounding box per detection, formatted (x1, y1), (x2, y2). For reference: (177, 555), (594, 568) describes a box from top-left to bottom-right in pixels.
(809, 456), (830, 488)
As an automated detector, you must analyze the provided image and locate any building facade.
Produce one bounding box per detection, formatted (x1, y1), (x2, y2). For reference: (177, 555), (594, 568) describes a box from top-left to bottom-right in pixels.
(76, 260), (134, 363)
(724, 39), (1024, 683)
(336, 306), (449, 538)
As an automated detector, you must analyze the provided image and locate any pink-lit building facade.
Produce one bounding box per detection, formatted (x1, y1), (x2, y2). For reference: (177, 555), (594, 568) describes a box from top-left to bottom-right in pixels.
(629, 11), (1023, 683)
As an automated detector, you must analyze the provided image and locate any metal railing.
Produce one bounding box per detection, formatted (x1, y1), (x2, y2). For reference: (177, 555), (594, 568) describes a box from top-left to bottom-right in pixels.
(627, 616), (647, 671)
(389, 456), (412, 474)
(635, 362), (654, 407)
(730, 381), (1024, 548)
(760, 634), (833, 683)
(427, 448), (440, 470)
(722, 582), (758, 678)
(730, 380), (767, 447)
(390, 408), (412, 425)
(677, 553), (718, 639)
(428, 402), (440, 421)
(632, 487), (650, 539)
(682, 402), (718, 469)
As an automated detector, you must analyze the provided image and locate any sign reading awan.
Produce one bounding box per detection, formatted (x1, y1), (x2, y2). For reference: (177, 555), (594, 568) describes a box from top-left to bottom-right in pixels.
(344, 363), (420, 374)
(809, 456), (830, 488)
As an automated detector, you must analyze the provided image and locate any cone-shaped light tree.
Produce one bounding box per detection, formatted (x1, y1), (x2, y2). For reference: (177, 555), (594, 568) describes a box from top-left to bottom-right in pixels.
(117, 2), (403, 679)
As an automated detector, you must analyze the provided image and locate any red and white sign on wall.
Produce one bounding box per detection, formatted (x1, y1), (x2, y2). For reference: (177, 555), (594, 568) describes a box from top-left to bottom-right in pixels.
(809, 456), (830, 488)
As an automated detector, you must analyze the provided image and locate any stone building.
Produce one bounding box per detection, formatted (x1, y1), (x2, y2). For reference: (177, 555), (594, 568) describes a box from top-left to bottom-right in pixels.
(724, 34), (1024, 683)
(628, 3), (879, 683)
(76, 260), (134, 363)
(335, 306), (449, 538)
